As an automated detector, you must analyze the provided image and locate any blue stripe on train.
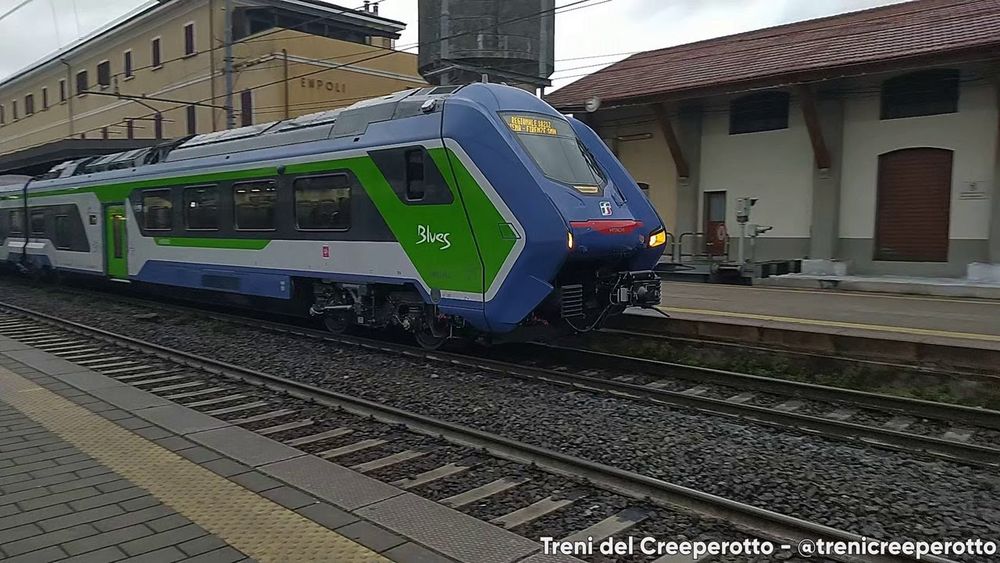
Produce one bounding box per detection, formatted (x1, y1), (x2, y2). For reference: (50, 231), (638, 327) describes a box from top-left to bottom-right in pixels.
(133, 261), (491, 330)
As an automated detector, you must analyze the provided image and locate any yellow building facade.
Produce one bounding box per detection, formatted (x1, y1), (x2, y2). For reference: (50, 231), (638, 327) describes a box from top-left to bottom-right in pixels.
(0, 0), (425, 173)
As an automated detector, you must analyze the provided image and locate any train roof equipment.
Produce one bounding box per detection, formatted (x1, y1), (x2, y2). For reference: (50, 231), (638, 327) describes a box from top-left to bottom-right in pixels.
(34, 85), (468, 178)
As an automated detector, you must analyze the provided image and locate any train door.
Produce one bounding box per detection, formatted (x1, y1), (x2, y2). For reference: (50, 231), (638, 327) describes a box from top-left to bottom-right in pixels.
(104, 204), (128, 280)
(704, 191), (727, 256)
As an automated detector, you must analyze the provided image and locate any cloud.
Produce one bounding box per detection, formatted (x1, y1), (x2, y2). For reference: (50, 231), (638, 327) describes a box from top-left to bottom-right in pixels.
(0, 0), (911, 86)
(0, 0), (152, 80)
(547, 0), (910, 88)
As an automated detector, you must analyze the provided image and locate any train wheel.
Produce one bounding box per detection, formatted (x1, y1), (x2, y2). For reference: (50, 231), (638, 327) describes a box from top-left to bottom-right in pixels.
(414, 314), (450, 350)
(323, 313), (349, 334)
(414, 328), (447, 350)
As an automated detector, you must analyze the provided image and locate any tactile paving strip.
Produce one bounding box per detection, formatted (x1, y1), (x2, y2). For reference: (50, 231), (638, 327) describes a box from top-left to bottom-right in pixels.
(0, 366), (387, 563)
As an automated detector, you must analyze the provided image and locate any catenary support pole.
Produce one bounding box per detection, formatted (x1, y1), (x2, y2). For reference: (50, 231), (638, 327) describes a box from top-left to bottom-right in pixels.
(224, 0), (236, 129)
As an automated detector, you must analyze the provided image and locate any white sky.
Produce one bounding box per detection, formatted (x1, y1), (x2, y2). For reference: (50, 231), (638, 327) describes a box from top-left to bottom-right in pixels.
(0, 0), (910, 88)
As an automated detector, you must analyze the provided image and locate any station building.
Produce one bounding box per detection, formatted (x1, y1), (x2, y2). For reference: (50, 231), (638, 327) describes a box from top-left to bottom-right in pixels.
(0, 0), (425, 175)
(546, 0), (1000, 278)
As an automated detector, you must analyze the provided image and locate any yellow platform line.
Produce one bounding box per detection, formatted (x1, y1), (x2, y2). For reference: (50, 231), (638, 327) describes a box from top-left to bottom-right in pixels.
(0, 367), (387, 563)
(658, 306), (1000, 343)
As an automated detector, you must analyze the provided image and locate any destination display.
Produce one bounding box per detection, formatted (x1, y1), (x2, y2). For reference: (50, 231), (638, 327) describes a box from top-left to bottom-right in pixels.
(504, 114), (559, 135)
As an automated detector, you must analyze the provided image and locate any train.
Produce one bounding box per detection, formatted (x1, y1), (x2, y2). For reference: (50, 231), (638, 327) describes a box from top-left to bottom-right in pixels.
(0, 83), (666, 348)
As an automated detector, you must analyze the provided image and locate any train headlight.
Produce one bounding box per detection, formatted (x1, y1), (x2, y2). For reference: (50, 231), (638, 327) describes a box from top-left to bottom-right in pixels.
(648, 229), (667, 248)
(567, 231), (575, 250)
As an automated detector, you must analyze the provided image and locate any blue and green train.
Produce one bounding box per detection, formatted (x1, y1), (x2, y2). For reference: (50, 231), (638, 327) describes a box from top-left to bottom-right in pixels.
(0, 83), (665, 347)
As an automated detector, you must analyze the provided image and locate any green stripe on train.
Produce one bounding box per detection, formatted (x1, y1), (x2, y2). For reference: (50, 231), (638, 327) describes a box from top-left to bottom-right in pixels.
(154, 237), (271, 250)
(30, 149), (516, 295)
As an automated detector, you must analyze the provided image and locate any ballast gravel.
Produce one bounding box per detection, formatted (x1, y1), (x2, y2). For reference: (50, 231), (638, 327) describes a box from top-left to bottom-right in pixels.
(2, 283), (999, 561)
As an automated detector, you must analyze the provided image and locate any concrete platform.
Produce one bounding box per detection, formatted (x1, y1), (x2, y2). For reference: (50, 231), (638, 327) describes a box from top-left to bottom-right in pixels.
(618, 282), (1000, 372)
(0, 338), (577, 563)
(760, 272), (1000, 299)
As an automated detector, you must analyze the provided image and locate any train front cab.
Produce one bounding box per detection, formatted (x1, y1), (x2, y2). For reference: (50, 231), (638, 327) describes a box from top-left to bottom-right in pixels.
(442, 84), (665, 335)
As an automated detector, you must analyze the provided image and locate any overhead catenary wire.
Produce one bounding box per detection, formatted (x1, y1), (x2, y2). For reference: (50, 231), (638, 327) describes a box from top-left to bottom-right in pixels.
(0, 0), (396, 130)
(545, 3), (1000, 87)
(67, 0), (610, 139)
(0, 0), (398, 143)
(86, 0), (395, 94)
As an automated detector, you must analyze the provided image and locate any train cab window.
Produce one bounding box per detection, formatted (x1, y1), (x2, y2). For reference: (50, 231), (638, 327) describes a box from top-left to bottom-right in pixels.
(30, 211), (45, 235)
(294, 175), (350, 230)
(501, 112), (604, 188)
(54, 215), (71, 249)
(234, 181), (277, 230)
(184, 186), (219, 230)
(9, 210), (24, 235)
(405, 150), (425, 200)
(369, 147), (453, 205)
(142, 190), (173, 230)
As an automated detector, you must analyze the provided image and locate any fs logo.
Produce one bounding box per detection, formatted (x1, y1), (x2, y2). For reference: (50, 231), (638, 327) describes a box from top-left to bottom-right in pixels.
(417, 225), (452, 250)
(599, 201), (613, 216)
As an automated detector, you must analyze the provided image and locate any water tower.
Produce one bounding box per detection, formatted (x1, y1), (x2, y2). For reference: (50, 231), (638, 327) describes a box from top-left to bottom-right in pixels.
(418, 0), (555, 90)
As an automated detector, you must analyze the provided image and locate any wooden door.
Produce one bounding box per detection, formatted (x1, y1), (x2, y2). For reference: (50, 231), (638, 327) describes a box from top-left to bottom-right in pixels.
(874, 148), (952, 262)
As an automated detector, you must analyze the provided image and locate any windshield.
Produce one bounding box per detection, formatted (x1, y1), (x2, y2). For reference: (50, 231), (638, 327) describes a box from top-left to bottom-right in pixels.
(501, 112), (605, 187)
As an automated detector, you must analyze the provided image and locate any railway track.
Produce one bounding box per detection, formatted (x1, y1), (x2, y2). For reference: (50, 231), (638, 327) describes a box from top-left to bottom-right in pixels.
(18, 282), (1000, 468)
(487, 342), (1000, 467)
(0, 300), (959, 563)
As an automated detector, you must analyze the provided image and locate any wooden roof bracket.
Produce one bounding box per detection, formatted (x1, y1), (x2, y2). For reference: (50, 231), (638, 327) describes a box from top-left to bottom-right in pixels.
(652, 103), (690, 179)
(796, 83), (832, 171)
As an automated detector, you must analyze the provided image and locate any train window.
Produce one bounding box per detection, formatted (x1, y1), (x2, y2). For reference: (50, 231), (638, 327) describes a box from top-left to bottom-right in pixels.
(501, 112), (605, 187)
(369, 147), (454, 206)
(405, 150), (425, 200)
(112, 215), (124, 259)
(9, 210), (24, 234)
(234, 181), (277, 230)
(30, 211), (45, 235)
(184, 185), (219, 230)
(294, 175), (350, 230)
(54, 215), (71, 249)
(142, 190), (173, 230)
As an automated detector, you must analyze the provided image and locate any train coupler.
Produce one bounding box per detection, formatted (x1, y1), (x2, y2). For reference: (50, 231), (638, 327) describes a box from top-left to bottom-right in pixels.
(610, 270), (661, 308)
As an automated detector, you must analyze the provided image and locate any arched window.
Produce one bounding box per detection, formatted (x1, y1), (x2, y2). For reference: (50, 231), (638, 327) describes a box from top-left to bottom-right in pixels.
(880, 69), (959, 120)
(729, 91), (789, 134)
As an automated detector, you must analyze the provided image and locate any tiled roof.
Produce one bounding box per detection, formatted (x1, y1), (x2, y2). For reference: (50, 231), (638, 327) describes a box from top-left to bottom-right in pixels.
(545, 0), (1000, 110)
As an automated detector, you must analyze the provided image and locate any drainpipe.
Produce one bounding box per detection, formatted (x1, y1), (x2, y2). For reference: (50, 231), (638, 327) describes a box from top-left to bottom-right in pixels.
(59, 59), (73, 136)
(208, 0), (218, 131)
(223, 0), (235, 129)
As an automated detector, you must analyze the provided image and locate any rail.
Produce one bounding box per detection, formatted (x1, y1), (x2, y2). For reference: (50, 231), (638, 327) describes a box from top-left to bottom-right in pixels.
(0, 298), (961, 563)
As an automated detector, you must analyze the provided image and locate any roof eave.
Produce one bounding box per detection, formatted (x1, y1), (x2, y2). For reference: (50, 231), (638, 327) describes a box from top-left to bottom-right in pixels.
(548, 43), (1000, 112)
(245, 0), (407, 32)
